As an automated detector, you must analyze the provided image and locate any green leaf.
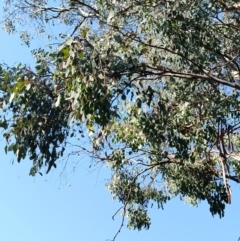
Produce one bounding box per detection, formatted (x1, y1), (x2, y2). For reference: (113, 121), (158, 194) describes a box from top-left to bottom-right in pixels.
(114, 35), (122, 44)
(121, 94), (126, 100)
(9, 93), (15, 103)
(55, 94), (61, 107)
(0, 119), (8, 129)
(29, 166), (37, 176)
(107, 10), (115, 22)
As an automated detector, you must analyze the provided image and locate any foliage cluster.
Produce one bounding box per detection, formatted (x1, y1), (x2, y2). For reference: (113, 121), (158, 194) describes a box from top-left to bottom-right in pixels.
(1, 0), (240, 233)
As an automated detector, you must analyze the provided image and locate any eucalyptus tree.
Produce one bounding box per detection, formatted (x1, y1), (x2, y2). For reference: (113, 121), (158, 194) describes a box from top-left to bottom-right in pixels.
(1, 0), (240, 235)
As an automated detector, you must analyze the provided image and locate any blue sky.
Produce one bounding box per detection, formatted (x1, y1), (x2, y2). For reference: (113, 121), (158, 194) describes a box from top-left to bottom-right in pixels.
(0, 4), (240, 241)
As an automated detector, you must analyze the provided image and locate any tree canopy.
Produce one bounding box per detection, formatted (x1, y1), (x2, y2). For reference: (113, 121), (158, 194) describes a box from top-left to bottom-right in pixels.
(1, 0), (240, 235)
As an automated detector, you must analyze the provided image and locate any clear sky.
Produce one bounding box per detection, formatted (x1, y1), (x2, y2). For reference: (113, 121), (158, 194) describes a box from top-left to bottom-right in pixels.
(0, 4), (240, 241)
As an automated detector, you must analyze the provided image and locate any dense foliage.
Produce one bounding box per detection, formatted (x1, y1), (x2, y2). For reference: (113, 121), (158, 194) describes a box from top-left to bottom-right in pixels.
(1, 0), (240, 234)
